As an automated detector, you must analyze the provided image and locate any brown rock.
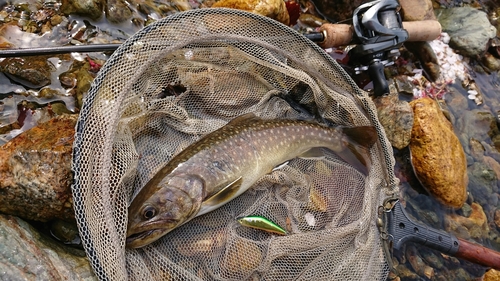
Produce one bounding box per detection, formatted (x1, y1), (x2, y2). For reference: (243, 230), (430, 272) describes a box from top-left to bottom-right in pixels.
(211, 0), (290, 25)
(60, 0), (104, 21)
(399, 0), (436, 21)
(494, 209), (500, 230)
(405, 42), (440, 82)
(447, 203), (488, 239)
(484, 269), (500, 281)
(0, 56), (52, 88)
(470, 138), (485, 162)
(409, 97), (467, 208)
(0, 114), (77, 222)
(406, 244), (434, 279)
(484, 156), (500, 180)
(373, 90), (413, 149)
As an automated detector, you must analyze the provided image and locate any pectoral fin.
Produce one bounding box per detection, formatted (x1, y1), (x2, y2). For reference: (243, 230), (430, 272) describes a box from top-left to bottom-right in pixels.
(298, 147), (326, 160)
(197, 177), (243, 216)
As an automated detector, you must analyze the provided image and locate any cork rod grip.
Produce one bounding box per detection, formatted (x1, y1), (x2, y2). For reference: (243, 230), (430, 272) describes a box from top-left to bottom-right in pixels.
(318, 20), (442, 48)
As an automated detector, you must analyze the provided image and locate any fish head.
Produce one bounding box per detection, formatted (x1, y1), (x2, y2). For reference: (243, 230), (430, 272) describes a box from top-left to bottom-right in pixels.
(126, 175), (205, 248)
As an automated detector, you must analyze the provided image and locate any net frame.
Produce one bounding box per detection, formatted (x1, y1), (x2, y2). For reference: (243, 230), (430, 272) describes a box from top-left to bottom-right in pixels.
(71, 8), (399, 281)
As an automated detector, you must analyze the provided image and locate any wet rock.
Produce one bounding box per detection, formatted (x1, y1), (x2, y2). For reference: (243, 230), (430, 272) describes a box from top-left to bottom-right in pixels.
(0, 214), (95, 280)
(297, 13), (328, 27)
(409, 98), (468, 208)
(212, 0), (290, 25)
(435, 7), (497, 57)
(49, 219), (81, 245)
(106, 0), (133, 23)
(468, 162), (498, 207)
(482, 52), (500, 72)
(393, 76), (415, 96)
(494, 209), (500, 230)
(60, 0), (104, 21)
(447, 202), (489, 239)
(484, 156), (500, 180)
(461, 202), (472, 217)
(135, 0), (191, 19)
(420, 249), (444, 269)
(372, 88), (413, 149)
(470, 138), (485, 162)
(484, 269), (500, 281)
(399, 0), (436, 21)
(0, 114), (77, 222)
(405, 41), (440, 82)
(64, 59), (95, 109)
(394, 264), (420, 280)
(449, 267), (474, 281)
(456, 109), (499, 152)
(406, 194), (441, 226)
(406, 244), (434, 279)
(444, 86), (468, 120)
(0, 56), (52, 88)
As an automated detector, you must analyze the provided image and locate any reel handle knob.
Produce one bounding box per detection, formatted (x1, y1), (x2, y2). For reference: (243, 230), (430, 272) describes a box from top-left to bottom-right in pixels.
(368, 60), (389, 96)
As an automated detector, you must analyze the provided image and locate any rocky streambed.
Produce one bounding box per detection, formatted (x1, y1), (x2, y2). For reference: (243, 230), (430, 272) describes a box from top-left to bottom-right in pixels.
(2, 0), (500, 280)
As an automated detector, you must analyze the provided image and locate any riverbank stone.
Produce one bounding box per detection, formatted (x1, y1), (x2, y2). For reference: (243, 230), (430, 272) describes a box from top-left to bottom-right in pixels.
(435, 7), (496, 57)
(409, 97), (468, 208)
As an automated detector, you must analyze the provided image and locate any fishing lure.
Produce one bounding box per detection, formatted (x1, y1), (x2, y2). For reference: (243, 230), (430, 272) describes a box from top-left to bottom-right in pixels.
(237, 215), (287, 235)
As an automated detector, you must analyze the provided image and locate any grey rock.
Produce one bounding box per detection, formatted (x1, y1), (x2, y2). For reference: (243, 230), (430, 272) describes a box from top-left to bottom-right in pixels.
(0, 214), (96, 281)
(456, 109), (499, 149)
(468, 162), (498, 207)
(435, 7), (497, 57)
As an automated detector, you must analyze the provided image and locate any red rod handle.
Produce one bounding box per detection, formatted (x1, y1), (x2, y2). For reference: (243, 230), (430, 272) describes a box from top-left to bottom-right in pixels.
(455, 238), (500, 270)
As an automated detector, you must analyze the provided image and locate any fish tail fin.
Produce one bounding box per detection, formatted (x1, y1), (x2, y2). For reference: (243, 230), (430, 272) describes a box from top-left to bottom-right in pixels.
(337, 126), (378, 176)
(341, 126), (378, 148)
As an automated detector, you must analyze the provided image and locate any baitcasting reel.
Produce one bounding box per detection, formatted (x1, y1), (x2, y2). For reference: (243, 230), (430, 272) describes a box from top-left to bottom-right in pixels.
(349, 0), (409, 96)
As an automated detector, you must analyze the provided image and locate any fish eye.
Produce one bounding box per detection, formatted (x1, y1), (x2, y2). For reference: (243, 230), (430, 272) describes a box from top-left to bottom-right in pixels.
(142, 206), (157, 220)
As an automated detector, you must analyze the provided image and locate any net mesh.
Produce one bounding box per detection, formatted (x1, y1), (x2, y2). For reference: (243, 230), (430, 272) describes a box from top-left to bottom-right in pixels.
(71, 8), (399, 281)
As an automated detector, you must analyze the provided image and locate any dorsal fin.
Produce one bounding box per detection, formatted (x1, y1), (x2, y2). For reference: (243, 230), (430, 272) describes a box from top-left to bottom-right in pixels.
(226, 113), (260, 126)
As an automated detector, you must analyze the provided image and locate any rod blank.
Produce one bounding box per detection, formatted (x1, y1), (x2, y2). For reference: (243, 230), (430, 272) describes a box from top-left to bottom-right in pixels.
(0, 44), (121, 57)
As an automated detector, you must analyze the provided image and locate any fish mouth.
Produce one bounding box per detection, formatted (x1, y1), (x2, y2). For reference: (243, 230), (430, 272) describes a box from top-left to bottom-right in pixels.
(126, 228), (166, 248)
(126, 219), (180, 248)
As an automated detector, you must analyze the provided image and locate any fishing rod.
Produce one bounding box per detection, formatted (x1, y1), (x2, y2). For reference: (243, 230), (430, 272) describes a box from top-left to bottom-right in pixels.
(0, 19), (439, 58)
(0, 43), (121, 57)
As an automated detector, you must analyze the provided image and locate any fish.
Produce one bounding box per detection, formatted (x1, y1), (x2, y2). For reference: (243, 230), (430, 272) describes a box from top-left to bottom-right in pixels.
(237, 215), (287, 235)
(126, 113), (377, 248)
